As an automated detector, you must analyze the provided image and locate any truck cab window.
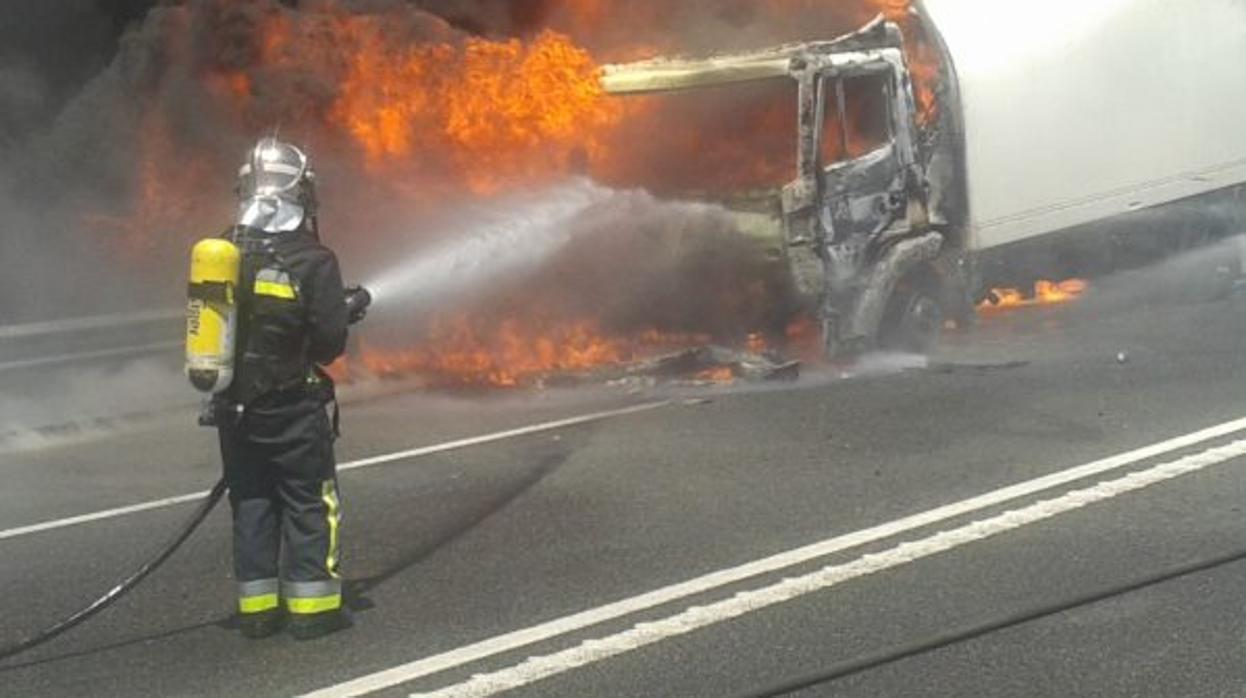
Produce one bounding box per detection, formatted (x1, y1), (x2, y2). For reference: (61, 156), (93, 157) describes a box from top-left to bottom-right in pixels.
(821, 74), (892, 166)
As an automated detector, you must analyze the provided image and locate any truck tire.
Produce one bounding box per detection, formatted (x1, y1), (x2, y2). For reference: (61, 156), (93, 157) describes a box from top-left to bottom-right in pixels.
(879, 273), (944, 353)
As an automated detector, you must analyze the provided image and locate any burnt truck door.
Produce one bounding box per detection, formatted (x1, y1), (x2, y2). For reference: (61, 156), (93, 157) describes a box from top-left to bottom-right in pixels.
(816, 69), (907, 263)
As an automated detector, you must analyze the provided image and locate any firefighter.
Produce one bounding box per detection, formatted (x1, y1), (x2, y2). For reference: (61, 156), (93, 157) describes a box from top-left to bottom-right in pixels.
(213, 137), (369, 640)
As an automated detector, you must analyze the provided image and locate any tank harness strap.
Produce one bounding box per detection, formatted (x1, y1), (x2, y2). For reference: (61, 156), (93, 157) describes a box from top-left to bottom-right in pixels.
(187, 280), (234, 304)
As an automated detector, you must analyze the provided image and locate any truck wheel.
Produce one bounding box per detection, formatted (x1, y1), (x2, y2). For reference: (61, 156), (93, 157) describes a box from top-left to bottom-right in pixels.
(879, 281), (944, 354)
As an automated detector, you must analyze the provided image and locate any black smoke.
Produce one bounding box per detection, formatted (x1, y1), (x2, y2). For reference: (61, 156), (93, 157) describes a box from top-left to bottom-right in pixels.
(0, 1), (129, 149)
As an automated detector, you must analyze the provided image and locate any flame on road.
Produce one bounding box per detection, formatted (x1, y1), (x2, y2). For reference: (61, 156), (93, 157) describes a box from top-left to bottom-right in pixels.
(979, 280), (1090, 311)
(334, 318), (713, 388)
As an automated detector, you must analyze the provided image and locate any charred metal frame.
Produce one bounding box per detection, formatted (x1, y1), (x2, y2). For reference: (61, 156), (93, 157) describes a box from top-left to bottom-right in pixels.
(602, 17), (958, 355)
(780, 21), (944, 350)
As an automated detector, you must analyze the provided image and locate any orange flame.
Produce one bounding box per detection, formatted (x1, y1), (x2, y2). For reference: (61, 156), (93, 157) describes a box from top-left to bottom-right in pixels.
(979, 280), (1089, 311)
(340, 317), (716, 388)
(331, 29), (621, 194)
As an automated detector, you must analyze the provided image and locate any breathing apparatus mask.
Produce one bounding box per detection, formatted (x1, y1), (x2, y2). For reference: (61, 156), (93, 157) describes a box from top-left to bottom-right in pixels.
(236, 138), (317, 234)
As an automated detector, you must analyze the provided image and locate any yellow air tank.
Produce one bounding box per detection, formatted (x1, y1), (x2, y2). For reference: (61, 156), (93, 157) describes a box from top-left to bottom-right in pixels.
(186, 238), (241, 393)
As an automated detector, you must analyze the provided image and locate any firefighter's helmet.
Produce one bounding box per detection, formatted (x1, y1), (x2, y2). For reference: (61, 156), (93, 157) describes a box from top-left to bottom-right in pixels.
(236, 138), (317, 233)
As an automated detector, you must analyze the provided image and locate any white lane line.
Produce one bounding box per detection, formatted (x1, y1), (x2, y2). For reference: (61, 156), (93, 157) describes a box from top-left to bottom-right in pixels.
(0, 401), (670, 541)
(337, 401), (669, 472)
(411, 439), (1246, 698)
(0, 341), (182, 373)
(298, 415), (1246, 698)
(0, 492), (213, 542)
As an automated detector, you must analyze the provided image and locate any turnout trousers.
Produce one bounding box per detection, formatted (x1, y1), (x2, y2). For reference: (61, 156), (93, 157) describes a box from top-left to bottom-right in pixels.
(218, 391), (343, 620)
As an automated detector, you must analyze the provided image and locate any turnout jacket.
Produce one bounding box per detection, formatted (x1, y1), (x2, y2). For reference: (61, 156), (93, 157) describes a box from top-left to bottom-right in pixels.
(225, 225), (349, 406)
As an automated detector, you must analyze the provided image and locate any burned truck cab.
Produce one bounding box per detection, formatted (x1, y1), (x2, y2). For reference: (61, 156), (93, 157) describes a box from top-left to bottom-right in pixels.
(785, 20), (944, 355)
(603, 18), (956, 358)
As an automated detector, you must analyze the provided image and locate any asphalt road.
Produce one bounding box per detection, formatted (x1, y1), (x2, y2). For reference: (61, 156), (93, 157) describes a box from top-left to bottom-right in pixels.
(4, 253), (1246, 697)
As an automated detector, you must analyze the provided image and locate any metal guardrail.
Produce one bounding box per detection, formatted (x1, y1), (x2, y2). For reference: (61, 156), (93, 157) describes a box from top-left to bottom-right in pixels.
(0, 309), (183, 339)
(0, 309), (184, 373)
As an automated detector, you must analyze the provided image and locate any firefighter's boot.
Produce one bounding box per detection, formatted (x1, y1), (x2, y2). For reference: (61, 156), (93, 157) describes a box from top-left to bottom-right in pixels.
(239, 608), (285, 640)
(288, 608), (352, 641)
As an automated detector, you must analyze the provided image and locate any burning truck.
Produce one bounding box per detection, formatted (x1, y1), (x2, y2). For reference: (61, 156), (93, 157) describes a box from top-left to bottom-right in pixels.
(16, 0), (1246, 387)
(598, 0), (1246, 356)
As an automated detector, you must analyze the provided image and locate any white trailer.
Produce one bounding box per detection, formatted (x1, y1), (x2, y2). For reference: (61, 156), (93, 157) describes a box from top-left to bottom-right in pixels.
(924, 0), (1246, 251)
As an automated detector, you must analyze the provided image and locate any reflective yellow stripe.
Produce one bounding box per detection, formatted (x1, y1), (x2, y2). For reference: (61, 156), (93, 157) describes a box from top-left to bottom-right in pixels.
(253, 280), (296, 299)
(287, 594), (341, 615)
(239, 593), (280, 614)
(322, 481), (341, 580)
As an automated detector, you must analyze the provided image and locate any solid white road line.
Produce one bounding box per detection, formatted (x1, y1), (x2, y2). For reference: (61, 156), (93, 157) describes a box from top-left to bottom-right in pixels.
(337, 401), (669, 473)
(298, 416), (1246, 698)
(0, 492), (213, 541)
(409, 439), (1246, 698)
(0, 401), (671, 541)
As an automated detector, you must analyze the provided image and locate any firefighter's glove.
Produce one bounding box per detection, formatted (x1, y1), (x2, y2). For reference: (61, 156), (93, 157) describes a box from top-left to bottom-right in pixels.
(344, 285), (373, 325)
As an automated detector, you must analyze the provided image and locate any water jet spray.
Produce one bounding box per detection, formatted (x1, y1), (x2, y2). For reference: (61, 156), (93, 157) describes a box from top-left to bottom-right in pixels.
(362, 179), (612, 312)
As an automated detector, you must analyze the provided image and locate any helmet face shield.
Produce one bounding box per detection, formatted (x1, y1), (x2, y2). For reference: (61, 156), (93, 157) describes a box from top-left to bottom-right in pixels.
(236, 138), (315, 233)
(238, 196), (306, 233)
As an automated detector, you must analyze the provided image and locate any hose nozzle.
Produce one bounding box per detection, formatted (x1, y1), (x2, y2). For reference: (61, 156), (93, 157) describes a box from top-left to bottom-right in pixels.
(344, 285), (372, 325)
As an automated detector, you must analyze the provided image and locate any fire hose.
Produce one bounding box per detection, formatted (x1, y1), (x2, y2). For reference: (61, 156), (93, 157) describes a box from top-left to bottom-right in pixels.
(735, 545), (1246, 697)
(0, 478), (228, 663)
(0, 229), (374, 662)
